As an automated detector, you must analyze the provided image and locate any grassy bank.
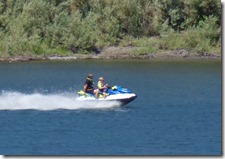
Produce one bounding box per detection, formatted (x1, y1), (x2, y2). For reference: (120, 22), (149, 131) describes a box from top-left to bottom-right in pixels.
(0, 0), (221, 58)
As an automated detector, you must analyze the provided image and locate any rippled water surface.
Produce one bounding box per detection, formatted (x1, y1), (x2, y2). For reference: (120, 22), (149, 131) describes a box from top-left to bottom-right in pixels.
(0, 60), (221, 155)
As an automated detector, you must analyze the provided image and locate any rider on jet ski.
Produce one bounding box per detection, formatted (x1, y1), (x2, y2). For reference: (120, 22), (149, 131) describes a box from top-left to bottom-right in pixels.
(84, 74), (99, 98)
(97, 77), (109, 98)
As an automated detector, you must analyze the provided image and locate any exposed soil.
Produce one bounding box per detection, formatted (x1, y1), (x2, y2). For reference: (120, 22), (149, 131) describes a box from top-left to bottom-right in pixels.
(0, 46), (221, 62)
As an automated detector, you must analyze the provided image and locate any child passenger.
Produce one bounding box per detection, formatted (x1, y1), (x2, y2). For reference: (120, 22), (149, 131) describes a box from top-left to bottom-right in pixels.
(97, 77), (109, 98)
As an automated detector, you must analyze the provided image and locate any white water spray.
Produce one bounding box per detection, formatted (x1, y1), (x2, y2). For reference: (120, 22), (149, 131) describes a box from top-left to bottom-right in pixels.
(0, 91), (121, 110)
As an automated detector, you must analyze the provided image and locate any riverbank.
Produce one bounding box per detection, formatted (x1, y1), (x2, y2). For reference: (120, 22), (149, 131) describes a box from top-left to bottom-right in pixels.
(0, 47), (221, 62)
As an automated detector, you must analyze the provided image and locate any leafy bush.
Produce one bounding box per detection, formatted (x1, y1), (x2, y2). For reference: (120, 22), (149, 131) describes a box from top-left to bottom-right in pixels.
(159, 16), (220, 54)
(0, 0), (221, 57)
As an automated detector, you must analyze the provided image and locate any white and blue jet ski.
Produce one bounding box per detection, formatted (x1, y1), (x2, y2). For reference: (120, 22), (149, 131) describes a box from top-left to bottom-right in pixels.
(77, 85), (137, 106)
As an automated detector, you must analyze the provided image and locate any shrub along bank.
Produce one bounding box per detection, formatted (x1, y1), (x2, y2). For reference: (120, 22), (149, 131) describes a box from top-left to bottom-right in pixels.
(0, 0), (221, 58)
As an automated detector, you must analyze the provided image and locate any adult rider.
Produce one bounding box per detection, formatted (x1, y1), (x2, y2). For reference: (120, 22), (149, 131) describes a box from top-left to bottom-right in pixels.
(84, 74), (99, 98)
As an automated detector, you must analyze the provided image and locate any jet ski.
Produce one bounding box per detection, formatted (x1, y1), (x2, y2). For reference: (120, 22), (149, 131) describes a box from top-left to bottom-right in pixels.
(77, 86), (137, 106)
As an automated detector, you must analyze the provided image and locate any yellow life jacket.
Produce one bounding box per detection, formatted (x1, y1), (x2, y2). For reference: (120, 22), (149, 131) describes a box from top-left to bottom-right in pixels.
(98, 81), (104, 90)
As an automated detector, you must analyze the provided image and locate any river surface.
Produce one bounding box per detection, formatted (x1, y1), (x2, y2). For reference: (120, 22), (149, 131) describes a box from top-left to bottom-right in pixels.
(0, 59), (221, 155)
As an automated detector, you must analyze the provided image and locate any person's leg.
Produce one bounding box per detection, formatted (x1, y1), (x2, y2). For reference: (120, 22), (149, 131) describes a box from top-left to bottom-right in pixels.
(103, 92), (107, 98)
(103, 89), (108, 98)
(94, 89), (99, 98)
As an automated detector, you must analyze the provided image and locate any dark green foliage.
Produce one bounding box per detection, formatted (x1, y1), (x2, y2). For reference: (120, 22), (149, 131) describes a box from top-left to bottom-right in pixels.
(0, 0), (221, 57)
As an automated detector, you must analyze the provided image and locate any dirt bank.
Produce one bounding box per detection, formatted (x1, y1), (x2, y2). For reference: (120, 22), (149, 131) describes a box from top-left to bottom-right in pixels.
(0, 46), (221, 62)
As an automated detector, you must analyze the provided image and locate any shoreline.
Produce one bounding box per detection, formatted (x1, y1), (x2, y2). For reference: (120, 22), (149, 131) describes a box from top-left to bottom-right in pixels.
(0, 48), (221, 62)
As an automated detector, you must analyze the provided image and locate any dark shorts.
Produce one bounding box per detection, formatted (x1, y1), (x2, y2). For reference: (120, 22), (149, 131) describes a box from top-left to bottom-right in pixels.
(99, 89), (107, 94)
(86, 89), (94, 94)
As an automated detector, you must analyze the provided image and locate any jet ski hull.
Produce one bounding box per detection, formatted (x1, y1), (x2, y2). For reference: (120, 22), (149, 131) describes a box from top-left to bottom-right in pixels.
(77, 93), (137, 106)
(116, 94), (137, 106)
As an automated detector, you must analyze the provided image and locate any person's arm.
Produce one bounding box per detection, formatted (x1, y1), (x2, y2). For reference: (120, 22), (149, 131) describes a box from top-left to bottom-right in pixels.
(84, 84), (88, 93)
(104, 84), (109, 88)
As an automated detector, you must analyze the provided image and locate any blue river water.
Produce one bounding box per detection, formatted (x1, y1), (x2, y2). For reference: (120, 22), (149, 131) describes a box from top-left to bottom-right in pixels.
(0, 59), (221, 155)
